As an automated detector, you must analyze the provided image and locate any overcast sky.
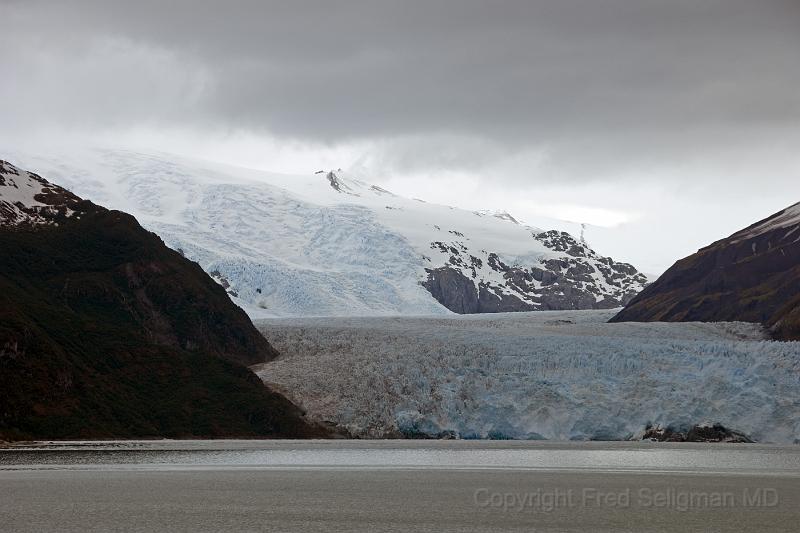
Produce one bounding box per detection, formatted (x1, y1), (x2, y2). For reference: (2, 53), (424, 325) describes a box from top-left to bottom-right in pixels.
(3, 0), (799, 272)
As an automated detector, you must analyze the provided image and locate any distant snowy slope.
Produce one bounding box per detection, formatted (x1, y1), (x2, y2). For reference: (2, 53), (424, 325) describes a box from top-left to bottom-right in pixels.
(6, 148), (647, 317)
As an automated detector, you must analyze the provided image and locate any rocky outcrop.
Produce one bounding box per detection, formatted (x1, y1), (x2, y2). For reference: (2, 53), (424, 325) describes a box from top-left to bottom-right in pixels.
(421, 267), (481, 313)
(423, 230), (647, 314)
(640, 423), (754, 443)
(611, 202), (800, 341)
(325, 170), (357, 195)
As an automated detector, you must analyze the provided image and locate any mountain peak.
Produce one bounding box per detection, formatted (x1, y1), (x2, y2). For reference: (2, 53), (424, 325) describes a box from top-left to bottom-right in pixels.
(323, 170), (360, 195)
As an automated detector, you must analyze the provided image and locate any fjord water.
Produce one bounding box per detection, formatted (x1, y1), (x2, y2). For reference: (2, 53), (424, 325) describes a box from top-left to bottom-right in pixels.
(2, 441), (799, 532)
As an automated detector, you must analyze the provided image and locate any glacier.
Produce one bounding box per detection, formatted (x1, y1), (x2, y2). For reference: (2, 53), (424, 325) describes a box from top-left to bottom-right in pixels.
(253, 310), (800, 443)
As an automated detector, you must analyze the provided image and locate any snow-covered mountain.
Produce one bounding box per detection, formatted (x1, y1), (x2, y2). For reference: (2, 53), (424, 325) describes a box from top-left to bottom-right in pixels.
(5, 149), (647, 317)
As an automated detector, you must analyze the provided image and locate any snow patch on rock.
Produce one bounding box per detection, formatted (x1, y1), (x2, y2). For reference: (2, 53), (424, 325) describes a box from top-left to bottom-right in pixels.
(0, 160), (81, 226)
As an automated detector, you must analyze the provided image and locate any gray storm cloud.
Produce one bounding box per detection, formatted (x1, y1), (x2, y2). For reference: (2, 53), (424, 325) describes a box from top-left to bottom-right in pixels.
(3, 0), (800, 184)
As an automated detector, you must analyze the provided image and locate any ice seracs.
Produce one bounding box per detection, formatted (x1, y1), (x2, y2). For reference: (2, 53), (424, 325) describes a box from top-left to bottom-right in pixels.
(254, 310), (800, 443)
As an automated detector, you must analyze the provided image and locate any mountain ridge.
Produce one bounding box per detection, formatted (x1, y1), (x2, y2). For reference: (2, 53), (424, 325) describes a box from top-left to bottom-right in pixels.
(611, 201), (800, 340)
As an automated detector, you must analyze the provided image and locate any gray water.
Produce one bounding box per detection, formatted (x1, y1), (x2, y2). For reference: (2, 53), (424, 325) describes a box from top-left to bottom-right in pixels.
(2, 440), (799, 532)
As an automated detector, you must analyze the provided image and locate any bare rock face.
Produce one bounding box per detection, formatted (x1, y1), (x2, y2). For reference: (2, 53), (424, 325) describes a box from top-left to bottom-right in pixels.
(641, 423), (754, 443)
(422, 267), (480, 313)
(611, 202), (800, 341)
(422, 230), (647, 314)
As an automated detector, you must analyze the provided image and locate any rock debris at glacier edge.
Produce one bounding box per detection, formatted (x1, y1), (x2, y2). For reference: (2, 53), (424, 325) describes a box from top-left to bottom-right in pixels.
(253, 310), (800, 443)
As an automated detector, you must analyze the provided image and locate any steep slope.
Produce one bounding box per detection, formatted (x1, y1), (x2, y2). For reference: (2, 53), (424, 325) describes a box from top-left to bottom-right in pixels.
(0, 160), (325, 439)
(611, 202), (800, 340)
(6, 149), (647, 317)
